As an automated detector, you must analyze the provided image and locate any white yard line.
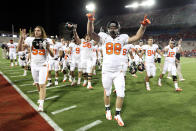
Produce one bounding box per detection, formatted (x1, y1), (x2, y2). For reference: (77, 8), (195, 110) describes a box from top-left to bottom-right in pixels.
(10, 75), (24, 78)
(19, 83), (34, 87)
(45, 95), (59, 101)
(14, 78), (31, 82)
(6, 69), (24, 71)
(51, 105), (77, 115)
(27, 85), (67, 93)
(75, 120), (102, 131)
(0, 71), (63, 131)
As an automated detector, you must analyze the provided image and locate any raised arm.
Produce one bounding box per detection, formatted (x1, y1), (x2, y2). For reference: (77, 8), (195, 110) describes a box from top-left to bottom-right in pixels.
(17, 29), (28, 52)
(86, 13), (100, 42)
(177, 38), (183, 53)
(73, 24), (81, 44)
(128, 15), (151, 43)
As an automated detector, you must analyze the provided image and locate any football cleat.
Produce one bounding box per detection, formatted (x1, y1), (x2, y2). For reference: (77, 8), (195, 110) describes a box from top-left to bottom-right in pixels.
(87, 85), (93, 89)
(55, 81), (58, 86)
(63, 77), (67, 82)
(179, 79), (185, 81)
(146, 86), (151, 91)
(69, 78), (72, 82)
(38, 105), (43, 112)
(71, 81), (76, 86)
(46, 83), (52, 87)
(176, 88), (183, 92)
(158, 81), (162, 87)
(114, 115), (124, 127)
(105, 110), (112, 120)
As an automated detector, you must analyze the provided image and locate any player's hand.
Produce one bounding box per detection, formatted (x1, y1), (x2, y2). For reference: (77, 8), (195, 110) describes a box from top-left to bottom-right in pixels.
(178, 38), (182, 45)
(20, 29), (26, 39)
(86, 12), (95, 21)
(141, 15), (151, 26)
(73, 24), (77, 31)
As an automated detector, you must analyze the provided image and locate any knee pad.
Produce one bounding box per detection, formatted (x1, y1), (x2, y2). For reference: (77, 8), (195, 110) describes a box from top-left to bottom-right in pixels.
(116, 90), (125, 98)
(172, 75), (177, 81)
(104, 88), (111, 97)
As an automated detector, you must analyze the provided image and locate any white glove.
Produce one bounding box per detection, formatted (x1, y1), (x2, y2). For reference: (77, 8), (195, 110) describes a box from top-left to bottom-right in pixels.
(42, 40), (47, 50)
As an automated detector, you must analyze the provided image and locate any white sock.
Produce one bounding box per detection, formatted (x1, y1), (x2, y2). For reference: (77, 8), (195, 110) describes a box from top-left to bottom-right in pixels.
(146, 82), (150, 87)
(64, 75), (67, 78)
(105, 104), (110, 108)
(174, 83), (178, 89)
(116, 108), (121, 112)
(159, 78), (161, 83)
(55, 77), (58, 81)
(39, 100), (44, 107)
(78, 78), (81, 83)
(88, 81), (91, 87)
(84, 80), (87, 84)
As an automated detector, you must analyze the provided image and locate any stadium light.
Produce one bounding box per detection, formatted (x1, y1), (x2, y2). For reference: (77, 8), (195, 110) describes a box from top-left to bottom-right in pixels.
(125, 2), (139, 8)
(144, 0), (155, 6)
(125, 0), (155, 8)
(13, 35), (17, 38)
(86, 3), (96, 12)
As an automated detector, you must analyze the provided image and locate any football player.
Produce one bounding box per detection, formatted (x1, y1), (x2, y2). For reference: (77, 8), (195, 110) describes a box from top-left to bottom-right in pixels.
(7, 39), (18, 66)
(158, 39), (183, 91)
(69, 39), (82, 86)
(60, 39), (70, 82)
(87, 13), (150, 126)
(139, 36), (162, 91)
(47, 38), (62, 86)
(18, 27), (54, 112)
(73, 25), (94, 89)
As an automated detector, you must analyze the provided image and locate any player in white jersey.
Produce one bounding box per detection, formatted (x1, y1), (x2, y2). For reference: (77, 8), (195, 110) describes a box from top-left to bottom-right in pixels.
(155, 49), (162, 71)
(18, 27), (54, 112)
(73, 25), (94, 89)
(158, 39), (183, 92)
(87, 12), (150, 126)
(120, 44), (134, 77)
(92, 44), (98, 75)
(17, 48), (29, 76)
(60, 39), (71, 82)
(97, 45), (103, 69)
(46, 38), (62, 86)
(69, 39), (82, 85)
(140, 37), (161, 91)
(7, 39), (18, 66)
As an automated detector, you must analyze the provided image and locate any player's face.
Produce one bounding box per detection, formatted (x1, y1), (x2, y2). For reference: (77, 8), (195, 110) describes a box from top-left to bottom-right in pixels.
(108, 26), (118, 36)
(10, 40), (13, 44)
(52, 39), (55, 44)
(147, 39), (153, 45)
(34, 27), (42, 38)
(85, 35), (90, 42)
(170, 43), (174, 48)
(139, 42), (143, 46)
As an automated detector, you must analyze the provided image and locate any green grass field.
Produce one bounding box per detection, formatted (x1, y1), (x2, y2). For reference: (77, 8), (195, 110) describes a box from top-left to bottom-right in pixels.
(1, 48), (196, 131)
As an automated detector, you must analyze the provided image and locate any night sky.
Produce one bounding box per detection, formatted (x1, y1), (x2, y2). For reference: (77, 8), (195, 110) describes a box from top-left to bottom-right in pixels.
(0, 0), (194, 37)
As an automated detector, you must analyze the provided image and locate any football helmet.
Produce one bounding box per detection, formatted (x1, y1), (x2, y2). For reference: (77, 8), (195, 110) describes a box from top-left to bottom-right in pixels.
(138, 63), (145, 72)
(129, 64), (137, 74)
(65, 22), (75, 31)
(106, 21), (120, 36)
(32, 38), (46, 49)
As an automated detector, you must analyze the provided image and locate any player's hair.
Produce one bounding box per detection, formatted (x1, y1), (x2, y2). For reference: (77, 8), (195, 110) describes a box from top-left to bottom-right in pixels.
(148, 36), (153, 40)
(32, 26), (47, 39)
